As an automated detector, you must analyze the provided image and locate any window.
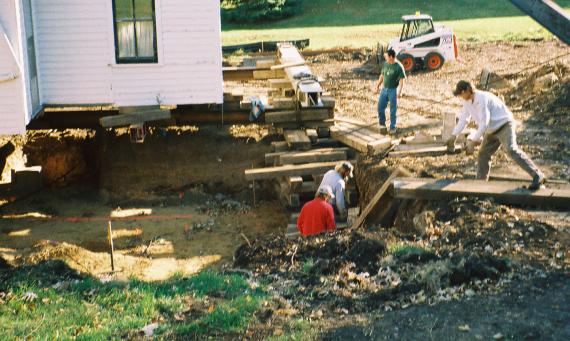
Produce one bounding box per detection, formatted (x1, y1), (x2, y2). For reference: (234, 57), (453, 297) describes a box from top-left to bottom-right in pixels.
(400, 19), (435, 41)
(415, 38), (440, 48)
(113, 0), (157, 63)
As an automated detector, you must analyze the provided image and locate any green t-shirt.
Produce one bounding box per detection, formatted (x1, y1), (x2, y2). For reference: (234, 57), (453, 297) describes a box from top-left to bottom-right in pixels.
(381, 61), (406, 89)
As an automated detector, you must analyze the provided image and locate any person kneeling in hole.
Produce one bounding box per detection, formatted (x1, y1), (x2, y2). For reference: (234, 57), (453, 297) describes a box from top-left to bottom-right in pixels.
(297, 185), (336, 237)
(446, 80), (546, 190)
(319, 161), (354, 222)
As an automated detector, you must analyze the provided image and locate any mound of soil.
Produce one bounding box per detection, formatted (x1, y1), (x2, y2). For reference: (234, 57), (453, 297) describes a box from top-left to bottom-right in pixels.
(21, 240), (150, 278)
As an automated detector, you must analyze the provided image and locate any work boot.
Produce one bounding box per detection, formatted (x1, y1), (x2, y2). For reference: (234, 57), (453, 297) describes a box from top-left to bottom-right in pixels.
(389, 128), (397, 135)
(379, 125), (388, 135)
(529, 174), (546, 191)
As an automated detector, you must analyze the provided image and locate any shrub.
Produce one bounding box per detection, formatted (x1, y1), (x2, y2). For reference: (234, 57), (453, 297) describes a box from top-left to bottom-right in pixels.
(222, 0), (304, 24)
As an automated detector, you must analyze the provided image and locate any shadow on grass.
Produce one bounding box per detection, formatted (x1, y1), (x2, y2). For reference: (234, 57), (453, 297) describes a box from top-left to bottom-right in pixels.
(0, 260), (264, 340)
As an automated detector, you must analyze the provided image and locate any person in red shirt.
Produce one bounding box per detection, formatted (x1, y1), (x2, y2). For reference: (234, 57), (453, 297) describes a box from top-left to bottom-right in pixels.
(297, 185), (336, 237)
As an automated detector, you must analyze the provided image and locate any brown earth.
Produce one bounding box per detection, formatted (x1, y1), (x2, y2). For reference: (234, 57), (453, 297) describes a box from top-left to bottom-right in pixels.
(0, 40), (569, 339)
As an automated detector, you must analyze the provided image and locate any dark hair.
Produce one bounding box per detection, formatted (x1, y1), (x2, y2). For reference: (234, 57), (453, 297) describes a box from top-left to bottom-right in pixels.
(386, 49), (396, 58)
(453, 80), (474, 96)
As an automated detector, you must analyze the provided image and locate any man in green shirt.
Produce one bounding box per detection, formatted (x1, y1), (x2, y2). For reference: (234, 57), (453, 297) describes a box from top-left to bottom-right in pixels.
(375, 49), (406, 134)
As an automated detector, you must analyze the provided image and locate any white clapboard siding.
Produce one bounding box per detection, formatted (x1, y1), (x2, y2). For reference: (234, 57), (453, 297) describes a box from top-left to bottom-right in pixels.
(33, 0), (112, 105)
(34, 0), (223, 107)
(0, 1), (26, 135)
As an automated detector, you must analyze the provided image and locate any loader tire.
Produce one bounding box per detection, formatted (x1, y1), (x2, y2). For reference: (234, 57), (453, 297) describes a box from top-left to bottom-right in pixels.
(397, 53), (416, 72)
(425, 52), (444, 71)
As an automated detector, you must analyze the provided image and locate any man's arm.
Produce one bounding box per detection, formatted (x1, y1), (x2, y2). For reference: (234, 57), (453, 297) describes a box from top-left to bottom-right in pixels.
(335, 183), (347, 219)
(375, 75), (384, 93)
(398, 78), (405, 97)
(451, 108), (470, 137)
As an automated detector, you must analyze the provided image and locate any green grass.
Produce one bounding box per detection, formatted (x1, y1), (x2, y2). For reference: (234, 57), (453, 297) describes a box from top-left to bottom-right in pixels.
(0, 261), (264, 340)
(389, 242), (431, 259)
(222, 0), (570, 49)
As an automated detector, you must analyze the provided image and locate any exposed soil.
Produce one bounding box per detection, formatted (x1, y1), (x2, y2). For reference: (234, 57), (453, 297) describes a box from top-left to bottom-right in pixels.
(0, 40), (569, 339)
(0, 127), (287, 281)
(231, 40), (570, 340)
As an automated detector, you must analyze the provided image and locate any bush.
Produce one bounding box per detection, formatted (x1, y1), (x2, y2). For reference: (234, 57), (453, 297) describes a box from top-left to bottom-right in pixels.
(222, 0), (304, 24)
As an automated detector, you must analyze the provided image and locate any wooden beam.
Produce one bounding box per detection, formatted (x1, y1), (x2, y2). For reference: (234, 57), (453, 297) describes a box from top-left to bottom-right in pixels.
(352, 167), (412, 229)
(245, 160), (354, 181)
(389, 144), (462, 158)
(271, 141), (289, 152)
(279, 147), (349, 165)
(100, 109), (171, 128)
(271, 61), (306, 70)
(268, 78), (293, 89)
(265, 108), (333, 124)
(284, 130), (311, 150)
(393, 177), (570, 208)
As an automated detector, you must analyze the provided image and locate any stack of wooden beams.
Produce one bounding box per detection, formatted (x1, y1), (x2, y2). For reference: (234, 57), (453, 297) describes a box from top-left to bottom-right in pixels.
(245, 129), (357, 213)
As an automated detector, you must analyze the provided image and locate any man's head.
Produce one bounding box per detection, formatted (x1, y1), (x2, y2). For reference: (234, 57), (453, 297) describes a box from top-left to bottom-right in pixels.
(316, 185), (334, 202)
(385, 49), (396, 63)
(453, 80), (475, 101)
(335, 161), (354, 180)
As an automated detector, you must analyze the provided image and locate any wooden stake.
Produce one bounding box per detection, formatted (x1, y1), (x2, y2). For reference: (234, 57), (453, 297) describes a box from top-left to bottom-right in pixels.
(107, 221), (115, 272)
(252, 163), (256, 207)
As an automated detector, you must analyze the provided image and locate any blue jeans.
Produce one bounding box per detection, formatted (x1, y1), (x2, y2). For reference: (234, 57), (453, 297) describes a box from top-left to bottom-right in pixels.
(378, 87), (398, 130)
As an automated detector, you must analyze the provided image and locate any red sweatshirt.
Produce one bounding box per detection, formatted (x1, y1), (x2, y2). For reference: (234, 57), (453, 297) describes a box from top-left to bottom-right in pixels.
(297, 198), (336, 237)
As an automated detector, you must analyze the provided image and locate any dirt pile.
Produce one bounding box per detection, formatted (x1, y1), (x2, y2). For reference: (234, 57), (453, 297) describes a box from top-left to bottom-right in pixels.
(20, 240), (150, 278)
(233, 228), (514, 314)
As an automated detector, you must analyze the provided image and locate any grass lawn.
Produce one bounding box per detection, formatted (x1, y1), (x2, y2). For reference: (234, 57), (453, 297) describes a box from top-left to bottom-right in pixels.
(0, 261), (265, 340)
(222, 0), (570, 49)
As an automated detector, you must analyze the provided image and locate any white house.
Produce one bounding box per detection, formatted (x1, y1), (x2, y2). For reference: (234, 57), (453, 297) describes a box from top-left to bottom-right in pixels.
(0, 0), (223, 135)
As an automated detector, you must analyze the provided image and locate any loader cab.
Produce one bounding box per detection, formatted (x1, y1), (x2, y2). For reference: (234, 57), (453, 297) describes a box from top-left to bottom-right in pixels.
(400, 14), (435, 42)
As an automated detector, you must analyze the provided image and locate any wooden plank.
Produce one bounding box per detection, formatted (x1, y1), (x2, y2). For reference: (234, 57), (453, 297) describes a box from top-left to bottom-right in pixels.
(464, 172), (568, 185)
(245, 160), (354, 181)
(352, 167), (412, 229)
(271, 97), (296, 110)
(265, 108), (332, 124)
(265, 151), (287, 166)
(392, 177), (570, 208)
(305, 128), (318, 143)
(253, 70), (277, 79)
(312, 138), (340, 149)
(269, 78), (292, 89)
(271, 141), (289, 152)
(100, 109), (171, 128)
(330, 126), (369, 154)
(284, 130), (311, 150)
(335, 116), (381, 133)
(271, 61), (306, 70)
(288, 176), (304, 192)
(389, 144), (462, 158)
(442, 112), (456, 141)
(279, 148), (348, 165)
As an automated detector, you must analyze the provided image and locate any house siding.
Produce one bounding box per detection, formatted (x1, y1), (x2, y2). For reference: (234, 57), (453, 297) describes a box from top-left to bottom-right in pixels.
(0, 0), (26, 135)
(34, 0), (223, 107)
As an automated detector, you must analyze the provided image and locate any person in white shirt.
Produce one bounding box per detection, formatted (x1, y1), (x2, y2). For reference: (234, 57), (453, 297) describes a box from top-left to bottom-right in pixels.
(318, 161), (354, 221)
(446, 80), (545, 190)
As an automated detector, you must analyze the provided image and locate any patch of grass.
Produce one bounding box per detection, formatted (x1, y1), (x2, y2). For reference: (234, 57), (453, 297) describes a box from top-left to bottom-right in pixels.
(389, 242), (430, 259)
(222, 0), (570, 48)
(172, 294), (261, 337)
(301, 258), (314, 274)
(267, 318), (318, 341)
(0, 261), (263, 340)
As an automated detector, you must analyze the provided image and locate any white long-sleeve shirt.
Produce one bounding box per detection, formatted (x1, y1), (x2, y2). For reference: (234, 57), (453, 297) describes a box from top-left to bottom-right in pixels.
(319, 170), (346, 215)
(452, 90), (513, 141)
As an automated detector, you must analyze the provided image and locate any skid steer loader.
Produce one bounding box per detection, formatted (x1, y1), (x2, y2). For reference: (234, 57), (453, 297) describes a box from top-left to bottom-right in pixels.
(378, 13), (458, 72)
